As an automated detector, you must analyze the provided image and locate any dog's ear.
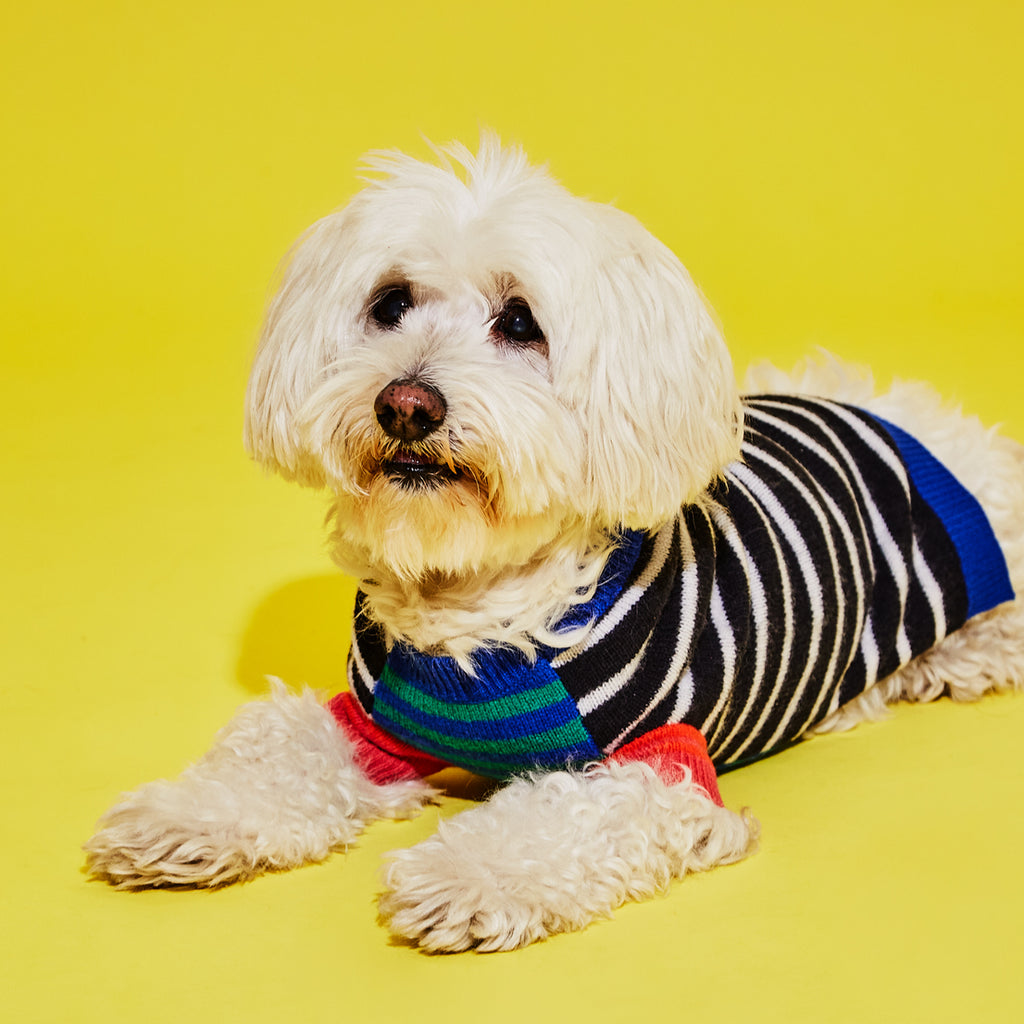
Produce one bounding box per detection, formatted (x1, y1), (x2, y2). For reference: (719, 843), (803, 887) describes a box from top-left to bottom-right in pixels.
(556, 205), (742, 530)
(244, 216), (355, 488)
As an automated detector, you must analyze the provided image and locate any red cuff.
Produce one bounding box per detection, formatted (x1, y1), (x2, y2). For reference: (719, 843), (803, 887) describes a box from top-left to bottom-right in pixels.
(608, 724), (723, 806)
(326, 691), (450, 785)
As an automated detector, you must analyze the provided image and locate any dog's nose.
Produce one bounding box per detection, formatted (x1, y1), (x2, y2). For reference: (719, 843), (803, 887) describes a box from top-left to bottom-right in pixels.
(374, 379), (447, 442)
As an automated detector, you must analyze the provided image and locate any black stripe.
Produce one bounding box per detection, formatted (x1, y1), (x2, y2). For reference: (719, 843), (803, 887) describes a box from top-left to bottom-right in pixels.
(710, 481), (793, 763)
(348, 592), (387, 712)
(557, 525), (677, 691)
(575, 508), (715, 751)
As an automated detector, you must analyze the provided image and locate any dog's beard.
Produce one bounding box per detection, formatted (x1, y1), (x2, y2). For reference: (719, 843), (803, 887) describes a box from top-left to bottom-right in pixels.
(328, 474), (573, 583)
(321, 426), (577, 582)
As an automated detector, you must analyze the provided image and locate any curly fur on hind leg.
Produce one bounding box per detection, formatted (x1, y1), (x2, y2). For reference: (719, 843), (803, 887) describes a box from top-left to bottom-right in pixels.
(752, 353), (1024, 736)
(813, 600), (1024, 735)
(84, 684), (435, 888)
(379, 761), (756, 952)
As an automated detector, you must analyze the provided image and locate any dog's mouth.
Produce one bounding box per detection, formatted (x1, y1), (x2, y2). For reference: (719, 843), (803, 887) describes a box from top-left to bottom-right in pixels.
(380, 448), (462, 488)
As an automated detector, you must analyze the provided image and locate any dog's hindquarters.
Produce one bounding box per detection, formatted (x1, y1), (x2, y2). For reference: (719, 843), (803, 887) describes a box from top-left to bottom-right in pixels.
(746, 358), (1024, 731)
(851, 381), (1024, 718)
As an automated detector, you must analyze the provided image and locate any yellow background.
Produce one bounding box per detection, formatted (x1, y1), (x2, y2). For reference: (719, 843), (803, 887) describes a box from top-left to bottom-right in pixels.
(3, 1), (1023, 1021)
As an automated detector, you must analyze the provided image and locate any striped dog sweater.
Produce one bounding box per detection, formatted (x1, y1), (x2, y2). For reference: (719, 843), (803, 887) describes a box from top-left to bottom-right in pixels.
(331, 395), (1014, 783)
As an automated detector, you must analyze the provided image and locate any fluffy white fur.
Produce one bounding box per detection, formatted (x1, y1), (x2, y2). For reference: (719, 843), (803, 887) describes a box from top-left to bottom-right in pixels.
(244, 138), (741, 660)
(84, 684), (433, 888)
(85, 139), (1024, 951)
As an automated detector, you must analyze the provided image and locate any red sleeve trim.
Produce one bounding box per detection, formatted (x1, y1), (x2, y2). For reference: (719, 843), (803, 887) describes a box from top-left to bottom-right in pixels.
(608, 723), (723, 806)
(326, 691), (450, 784)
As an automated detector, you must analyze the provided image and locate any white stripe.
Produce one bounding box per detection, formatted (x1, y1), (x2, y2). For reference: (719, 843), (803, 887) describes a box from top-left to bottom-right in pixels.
(817, 400), (908, 479)
(551, 521), (675, 668)
(579, 511), (702, 729)
(576, 634), (653, 717)
(349, 624), (377, 695)
(911, 537), (947, 644)
(860, 615), (880, 688)
(755, 399), (913, 664)
(725, 458), (828, 756)
(813, 401), (914, 664)
(699, 583), (739, 749)
(708, 474), (793, 760)
(701, 503), (767, 756)
(670, 665), (696, 726)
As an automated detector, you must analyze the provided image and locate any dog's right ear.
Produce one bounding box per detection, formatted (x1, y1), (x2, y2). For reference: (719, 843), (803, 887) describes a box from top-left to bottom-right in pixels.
(549, 202), (743, 531)
(244, 217), (353, 488)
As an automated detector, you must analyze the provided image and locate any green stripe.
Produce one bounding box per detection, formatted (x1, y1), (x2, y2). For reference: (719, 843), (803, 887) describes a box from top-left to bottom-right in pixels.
(379, 664), (571, 722)
(375, 699), (593, 759)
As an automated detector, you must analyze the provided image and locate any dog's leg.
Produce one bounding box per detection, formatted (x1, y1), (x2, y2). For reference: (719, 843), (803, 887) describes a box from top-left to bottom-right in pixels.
(379, 761), (755, 952)
(84, 685), (434, 888)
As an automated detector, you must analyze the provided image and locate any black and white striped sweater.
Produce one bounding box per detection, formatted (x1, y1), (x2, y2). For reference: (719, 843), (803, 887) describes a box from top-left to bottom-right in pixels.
(346, 395), (1015, 778)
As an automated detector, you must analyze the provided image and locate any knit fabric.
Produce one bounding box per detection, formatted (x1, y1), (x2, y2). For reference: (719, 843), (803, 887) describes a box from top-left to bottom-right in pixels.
(607, 724), (723, 804)
(339, 395), (1015, 780)
(328, 689), (723, 802)
(327, 689), (449, 783)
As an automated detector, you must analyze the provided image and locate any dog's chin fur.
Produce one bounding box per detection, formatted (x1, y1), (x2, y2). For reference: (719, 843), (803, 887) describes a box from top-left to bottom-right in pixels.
(85, 138), (1024, 952)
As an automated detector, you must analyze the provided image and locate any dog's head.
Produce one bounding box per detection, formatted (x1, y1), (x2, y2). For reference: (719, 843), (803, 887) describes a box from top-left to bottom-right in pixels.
(244, 138), (741, 579)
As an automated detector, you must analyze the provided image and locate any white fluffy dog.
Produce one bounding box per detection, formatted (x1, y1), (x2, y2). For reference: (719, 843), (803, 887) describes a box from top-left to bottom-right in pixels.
(85, 138), (1024, 952)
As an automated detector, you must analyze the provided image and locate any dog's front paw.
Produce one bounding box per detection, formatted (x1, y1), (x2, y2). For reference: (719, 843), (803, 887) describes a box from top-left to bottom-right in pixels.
(84, 780), (274, 888)
(84, 687), (436, 889)
(379, 763), (757, 952)
(379, 823), (568, 952)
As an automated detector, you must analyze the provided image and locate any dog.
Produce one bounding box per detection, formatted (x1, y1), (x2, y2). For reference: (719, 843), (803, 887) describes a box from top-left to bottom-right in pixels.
(85, 138), (1024, 952)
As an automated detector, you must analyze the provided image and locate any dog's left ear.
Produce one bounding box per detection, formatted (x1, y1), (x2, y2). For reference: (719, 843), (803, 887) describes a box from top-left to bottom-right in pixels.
(243, 216), (352, 489)
(556, 205), (742, 530)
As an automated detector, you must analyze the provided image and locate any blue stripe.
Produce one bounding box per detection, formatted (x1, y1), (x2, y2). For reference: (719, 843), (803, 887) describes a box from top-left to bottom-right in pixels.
(389, 641), (559, 701)
(870, 414), (1014, 618)
(551, 528), (646, 635)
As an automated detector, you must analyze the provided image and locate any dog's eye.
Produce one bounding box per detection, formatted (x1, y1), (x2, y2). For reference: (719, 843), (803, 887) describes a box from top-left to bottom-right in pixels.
(371, 286), (413, 328)
(493, 300), (544, 346)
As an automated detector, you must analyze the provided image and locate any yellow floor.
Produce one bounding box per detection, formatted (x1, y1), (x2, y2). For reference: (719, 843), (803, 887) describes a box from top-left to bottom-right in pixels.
(3, 2), (1023, 1021)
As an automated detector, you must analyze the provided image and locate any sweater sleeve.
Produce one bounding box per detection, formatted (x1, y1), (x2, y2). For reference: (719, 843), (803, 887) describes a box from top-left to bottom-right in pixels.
(326, 691), (450, 784)
(607, 723), (723, 806)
